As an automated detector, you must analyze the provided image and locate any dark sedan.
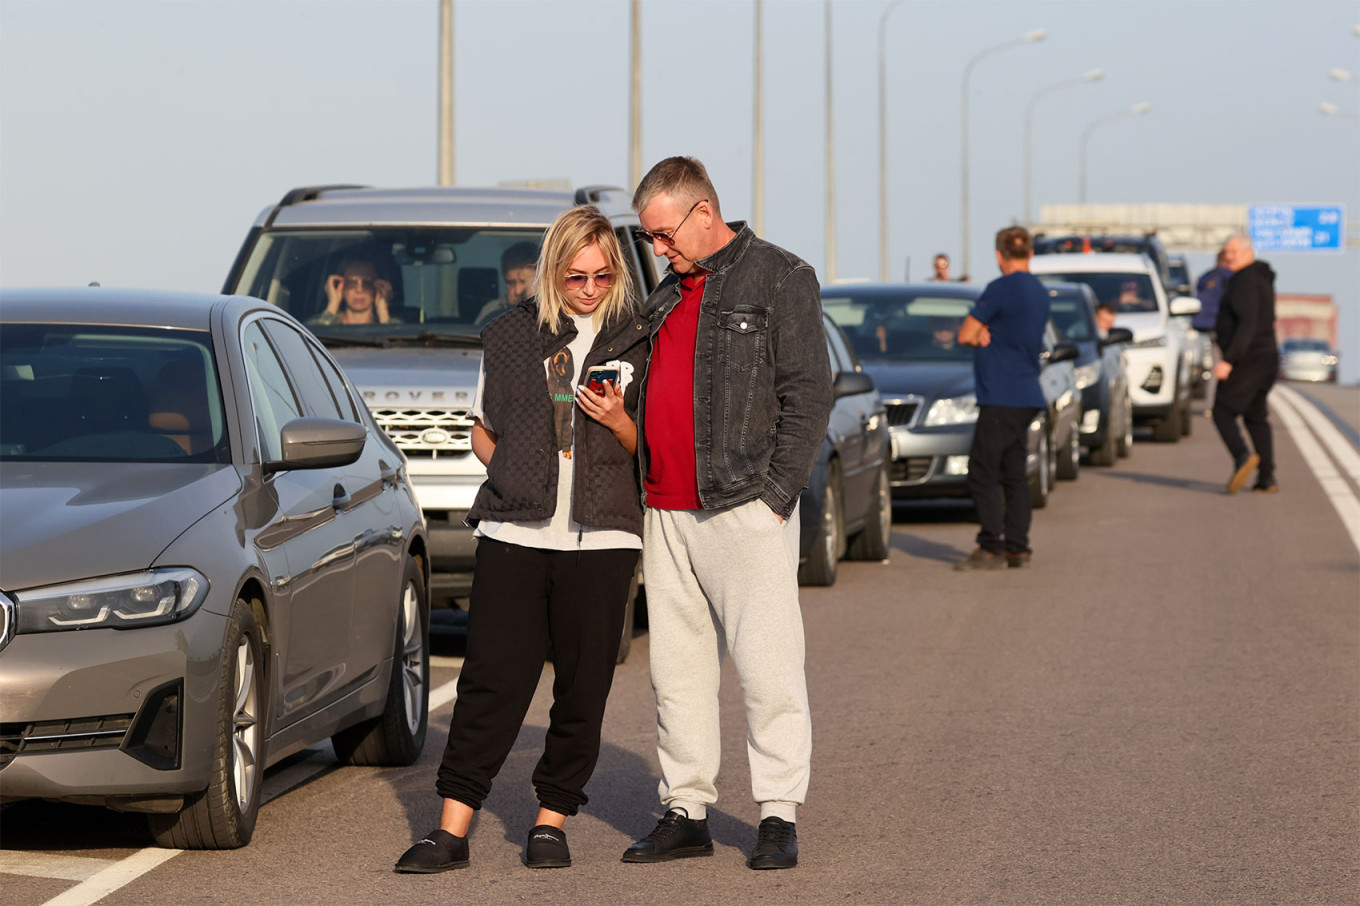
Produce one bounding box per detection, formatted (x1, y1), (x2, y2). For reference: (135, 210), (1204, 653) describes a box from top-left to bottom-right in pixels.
(1045, 282), (1134, 465)
(797, 314), (892, 586)
(0, 288), (429, 849)
(820, 283), (1080, 509)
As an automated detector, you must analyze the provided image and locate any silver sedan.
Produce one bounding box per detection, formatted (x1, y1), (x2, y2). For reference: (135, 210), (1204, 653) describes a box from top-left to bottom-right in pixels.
(0, 288), (430, 849)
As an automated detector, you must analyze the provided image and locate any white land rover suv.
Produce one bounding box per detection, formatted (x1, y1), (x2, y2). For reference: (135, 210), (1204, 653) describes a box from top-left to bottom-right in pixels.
(223, 184), (662, 604)
(1030, 253), (1200, 443)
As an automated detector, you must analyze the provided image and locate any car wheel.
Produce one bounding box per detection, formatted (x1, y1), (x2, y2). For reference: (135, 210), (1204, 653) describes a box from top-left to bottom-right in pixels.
(148, 597), (265, 849)
(332, 555), (429, 766)
(1088, 409), (1118, 466)
(1029, 425), (1051, 510)
(1116, 393), (1134, 458)
(1056, 418), (1080, 481)
(1179, 393), (1193, 437)
(847, 459), (892, 562)
(1152, 382), (1181, 443)
(798, 461), (843, 587)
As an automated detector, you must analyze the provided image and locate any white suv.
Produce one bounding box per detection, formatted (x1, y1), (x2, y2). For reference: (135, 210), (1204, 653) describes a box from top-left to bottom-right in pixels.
(223, 184), (661, 605)
(1030, 253), (1200, 442)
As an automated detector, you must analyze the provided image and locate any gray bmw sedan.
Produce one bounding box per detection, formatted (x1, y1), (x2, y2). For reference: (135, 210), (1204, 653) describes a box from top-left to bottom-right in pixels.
(0, 288), (429, 849)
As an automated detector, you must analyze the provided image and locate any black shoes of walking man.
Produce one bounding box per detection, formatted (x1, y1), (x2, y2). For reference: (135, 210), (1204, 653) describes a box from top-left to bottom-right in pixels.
(395, 810), (797, 872)
(620, 808), (797, 869)
(954, 547), (1031, 571)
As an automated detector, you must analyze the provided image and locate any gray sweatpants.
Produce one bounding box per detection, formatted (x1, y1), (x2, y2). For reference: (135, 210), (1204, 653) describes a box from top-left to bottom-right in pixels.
(643, 498), (810, 823)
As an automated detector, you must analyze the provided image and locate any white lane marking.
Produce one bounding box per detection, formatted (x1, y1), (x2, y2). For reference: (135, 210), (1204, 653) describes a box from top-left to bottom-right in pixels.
(1274, 384), (1360, 485)
(430, 675), (460, 712)
(1271, 391), (1360, 555)
(39, 847), (179, 906)
(0, 853), (112, 882)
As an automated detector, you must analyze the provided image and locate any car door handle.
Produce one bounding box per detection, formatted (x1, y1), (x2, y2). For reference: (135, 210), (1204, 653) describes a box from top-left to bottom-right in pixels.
(332, 485), (351, 510)
(379, 462), (400, 486)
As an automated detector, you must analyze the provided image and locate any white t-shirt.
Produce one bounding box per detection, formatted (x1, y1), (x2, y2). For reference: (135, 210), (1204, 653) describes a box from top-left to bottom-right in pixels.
(472, 312), (640, 551)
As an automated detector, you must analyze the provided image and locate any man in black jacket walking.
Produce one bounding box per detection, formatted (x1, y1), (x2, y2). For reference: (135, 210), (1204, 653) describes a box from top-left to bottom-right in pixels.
(1212, 235), (1279, 494)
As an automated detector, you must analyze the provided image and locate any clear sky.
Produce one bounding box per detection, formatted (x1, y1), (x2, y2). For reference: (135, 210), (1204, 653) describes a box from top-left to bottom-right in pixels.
(2, 0), (1357, 379)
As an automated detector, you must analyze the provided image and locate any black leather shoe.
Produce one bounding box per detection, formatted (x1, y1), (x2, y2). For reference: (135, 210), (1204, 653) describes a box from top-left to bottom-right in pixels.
(394, 829), (469, 873)
(748, 816), (798, 869)
(525, 824), (571, 868)
(621, 809), (714, 863)
(1005, 550), (1032, 569)
(954, 548), (1006, 571)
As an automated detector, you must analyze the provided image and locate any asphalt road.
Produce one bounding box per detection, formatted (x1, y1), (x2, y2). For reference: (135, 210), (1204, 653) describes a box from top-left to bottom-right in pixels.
(4, 385), (1357, 905)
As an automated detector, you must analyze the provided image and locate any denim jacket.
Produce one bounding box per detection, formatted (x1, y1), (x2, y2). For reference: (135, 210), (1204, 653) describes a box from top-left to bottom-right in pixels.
(637, 222), (833, 519)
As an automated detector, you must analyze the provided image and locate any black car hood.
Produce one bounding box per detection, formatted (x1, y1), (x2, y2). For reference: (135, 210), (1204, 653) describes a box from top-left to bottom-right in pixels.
(860, 360), (975, 401)
(0, 462), (241, 592)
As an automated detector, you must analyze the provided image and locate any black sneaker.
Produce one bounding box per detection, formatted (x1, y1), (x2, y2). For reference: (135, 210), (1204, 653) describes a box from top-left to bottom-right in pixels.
(1005, 550), (1032, 569)
(621, 809), (714, 863)
(394, 829), (469, 873)
(1252, 482), (1279, 494)
(525, 824), (571, 869)
(954, 548), (1006, 571)
(748, 816), (798, 870)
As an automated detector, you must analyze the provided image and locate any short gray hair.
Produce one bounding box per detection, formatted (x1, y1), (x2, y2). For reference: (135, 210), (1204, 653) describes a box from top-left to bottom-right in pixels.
(632, 156), (721, 217)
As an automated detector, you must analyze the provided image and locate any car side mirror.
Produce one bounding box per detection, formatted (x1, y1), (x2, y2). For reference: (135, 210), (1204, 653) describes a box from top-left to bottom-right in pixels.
(1169, 295), (1201, 317)
(264, 417), (367, 473)
(1047, 343), (1080, 364)
(1100, 327), (1134, 348)
(833, 370), (876, 399)
(1173, 284), (1192, 298)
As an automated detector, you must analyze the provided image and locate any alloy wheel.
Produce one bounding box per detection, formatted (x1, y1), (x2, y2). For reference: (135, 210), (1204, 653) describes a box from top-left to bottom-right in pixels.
(399, 580), (425, 737)
(231, 637), (261, 813)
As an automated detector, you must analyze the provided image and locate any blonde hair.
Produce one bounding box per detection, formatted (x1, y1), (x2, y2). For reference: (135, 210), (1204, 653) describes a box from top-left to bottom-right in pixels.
(534, 205), (636, 333)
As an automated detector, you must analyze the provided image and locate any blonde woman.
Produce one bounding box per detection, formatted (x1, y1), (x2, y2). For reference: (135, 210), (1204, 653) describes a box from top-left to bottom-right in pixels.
(396, 206), (646, 873)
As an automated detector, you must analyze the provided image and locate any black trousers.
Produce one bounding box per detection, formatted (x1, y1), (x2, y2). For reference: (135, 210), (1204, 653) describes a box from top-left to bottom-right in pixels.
(1212, 353), (1278, 485)
(967, 405), (1039, 555)
(435, 538), (638, 817)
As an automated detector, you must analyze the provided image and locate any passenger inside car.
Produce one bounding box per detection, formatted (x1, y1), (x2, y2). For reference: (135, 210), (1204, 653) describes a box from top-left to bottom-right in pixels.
(474, 241), (541, 326)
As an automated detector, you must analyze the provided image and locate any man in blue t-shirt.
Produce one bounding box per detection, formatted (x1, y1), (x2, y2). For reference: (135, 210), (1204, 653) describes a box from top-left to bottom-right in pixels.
(955, 226), (1050, 570)
(1193, 249), (1231, 334)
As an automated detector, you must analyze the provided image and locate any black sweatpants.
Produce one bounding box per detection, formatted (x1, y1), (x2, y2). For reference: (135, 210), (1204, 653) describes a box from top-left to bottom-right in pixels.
(435, 538), (638, 817)
(1212, 353), (1278, 485)
(967, 405), (1039, 555)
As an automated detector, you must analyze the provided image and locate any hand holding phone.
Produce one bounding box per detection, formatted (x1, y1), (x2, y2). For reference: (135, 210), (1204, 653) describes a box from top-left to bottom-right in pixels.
(584, 366), (619, 396)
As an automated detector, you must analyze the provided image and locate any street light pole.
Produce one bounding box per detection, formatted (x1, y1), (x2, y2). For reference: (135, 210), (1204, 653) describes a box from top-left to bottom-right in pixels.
(437, 0), (454, 186)
(753, 0), (764, 236)
(877, 0), (906, 281)
(629, 0), (642, 191)
(1023, 69), (1103, 226)
(825, 0), (836, 284)
(1078, 102), (1151, 204)
(960, 28), (1045, 279)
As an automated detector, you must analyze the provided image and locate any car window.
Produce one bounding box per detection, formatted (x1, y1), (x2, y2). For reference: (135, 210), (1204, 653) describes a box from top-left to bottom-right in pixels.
(0, 324), (228, 463)
(822, 291), (974, 362)
(242, 321), (302, 462)
(1047, 292), (1094, 341)
(259, 319), (342, 420)
(311, 346), (361, 422)
(824, 317), (856, 374)
(1036, 273), (1158, 314)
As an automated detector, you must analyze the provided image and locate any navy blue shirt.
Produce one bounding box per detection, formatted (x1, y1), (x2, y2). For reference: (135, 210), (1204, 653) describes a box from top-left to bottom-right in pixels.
(969, 270), (1049, 409)
(1193, 265), (1231, 332)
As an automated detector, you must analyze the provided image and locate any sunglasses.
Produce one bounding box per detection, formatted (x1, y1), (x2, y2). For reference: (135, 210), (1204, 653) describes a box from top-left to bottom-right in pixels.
(633, 199), (705, 246)
(564, 271), (615, 290)
(343, 277), (381, 292)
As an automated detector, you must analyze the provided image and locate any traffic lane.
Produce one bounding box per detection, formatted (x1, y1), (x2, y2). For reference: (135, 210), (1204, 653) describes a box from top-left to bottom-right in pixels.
(1289, 381), (1359, 440)
(19, 395), (1360, 904)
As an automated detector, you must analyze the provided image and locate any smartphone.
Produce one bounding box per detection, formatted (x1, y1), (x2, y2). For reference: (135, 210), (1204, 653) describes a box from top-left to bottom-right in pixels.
(584, 366), (619, 395)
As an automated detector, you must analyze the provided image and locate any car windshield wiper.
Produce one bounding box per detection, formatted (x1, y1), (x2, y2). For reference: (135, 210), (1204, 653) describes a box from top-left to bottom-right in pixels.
(382, 330), (483, 348)
(311, 333), (388, 349)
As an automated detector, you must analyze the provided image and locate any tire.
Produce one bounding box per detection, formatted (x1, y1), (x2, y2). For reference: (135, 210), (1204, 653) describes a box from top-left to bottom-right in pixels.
(1179, 394), (1193, 437)
(332, 555), (429, 767)
(846, 459), (892, 562)
(1029, 425), (1052, 510)
(1116, 393), (1134, 458)
(798, 461), (843, 587)
(1088, 409), (1117, 466)
(1152, 382), (1181, 443)
(1056, 418), (1080, 481)
(149, 598), (265, 849)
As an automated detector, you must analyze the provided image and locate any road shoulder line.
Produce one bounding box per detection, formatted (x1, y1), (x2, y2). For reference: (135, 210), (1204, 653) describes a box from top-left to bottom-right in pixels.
(40, 847), (179, 906)
(1271, 390), (1360, 555)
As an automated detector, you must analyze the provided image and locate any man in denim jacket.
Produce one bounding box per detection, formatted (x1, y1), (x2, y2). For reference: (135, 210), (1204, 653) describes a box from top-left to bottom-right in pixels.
(620, 157), (832, 871)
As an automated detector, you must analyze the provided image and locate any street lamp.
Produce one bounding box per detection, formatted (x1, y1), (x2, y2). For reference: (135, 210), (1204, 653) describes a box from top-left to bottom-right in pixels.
(1078, 101), (1150, 204)
(877, 0), (907, 281)
(825, 0), (836, 283)
(1023, 68), (1103, 225)
(1319, 101), (1360, 122)
(961, 28), (1046, 279)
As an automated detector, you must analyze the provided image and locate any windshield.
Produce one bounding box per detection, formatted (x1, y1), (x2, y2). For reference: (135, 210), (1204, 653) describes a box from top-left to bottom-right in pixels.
(1046, 291), (1094, 342)
(1037, 273), (1159, 314)
(0, 324), (229, 463)
(230, 227), (560, 342)
(821, 292), (975, 362)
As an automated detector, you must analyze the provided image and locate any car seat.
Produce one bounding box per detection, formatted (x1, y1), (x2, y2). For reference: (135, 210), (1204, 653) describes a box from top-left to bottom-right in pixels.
(147, 359), (213, 454)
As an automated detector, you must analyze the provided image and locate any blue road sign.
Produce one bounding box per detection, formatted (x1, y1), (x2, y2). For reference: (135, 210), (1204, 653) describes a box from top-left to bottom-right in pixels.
(1248, 204), (1345, 252)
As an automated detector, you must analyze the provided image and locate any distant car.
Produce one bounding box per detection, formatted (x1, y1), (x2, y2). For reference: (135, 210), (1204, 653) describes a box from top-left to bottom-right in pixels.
(1033, 232), (1174, 296)
(0, 288), (430, 849)
(1167, 253), (1212, 399)
(1166, 253), (1194, 299)
(1030, 253), (1199, 443)
(1279, 338), (1339, 383)
(1045, 282), (1135, 465)
(819, 283), (1080, 511)
(797, 314), (892, 587)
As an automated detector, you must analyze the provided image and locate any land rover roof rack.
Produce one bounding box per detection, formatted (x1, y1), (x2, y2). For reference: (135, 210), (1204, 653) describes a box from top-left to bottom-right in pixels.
(264, 184), (368, 227)
(574, 184), (628, 205)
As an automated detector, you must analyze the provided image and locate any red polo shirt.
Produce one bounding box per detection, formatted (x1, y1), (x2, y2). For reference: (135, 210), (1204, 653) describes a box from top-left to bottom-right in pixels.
(644, 273), (705, 510)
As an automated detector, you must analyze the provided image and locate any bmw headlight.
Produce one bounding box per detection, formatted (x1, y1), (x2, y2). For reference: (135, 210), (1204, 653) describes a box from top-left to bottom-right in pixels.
(15, 568), (209, 633)
(1129, 335), (1167, 349)
(923, 394), (979, 426)
(1073, 361), (1101, 390)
